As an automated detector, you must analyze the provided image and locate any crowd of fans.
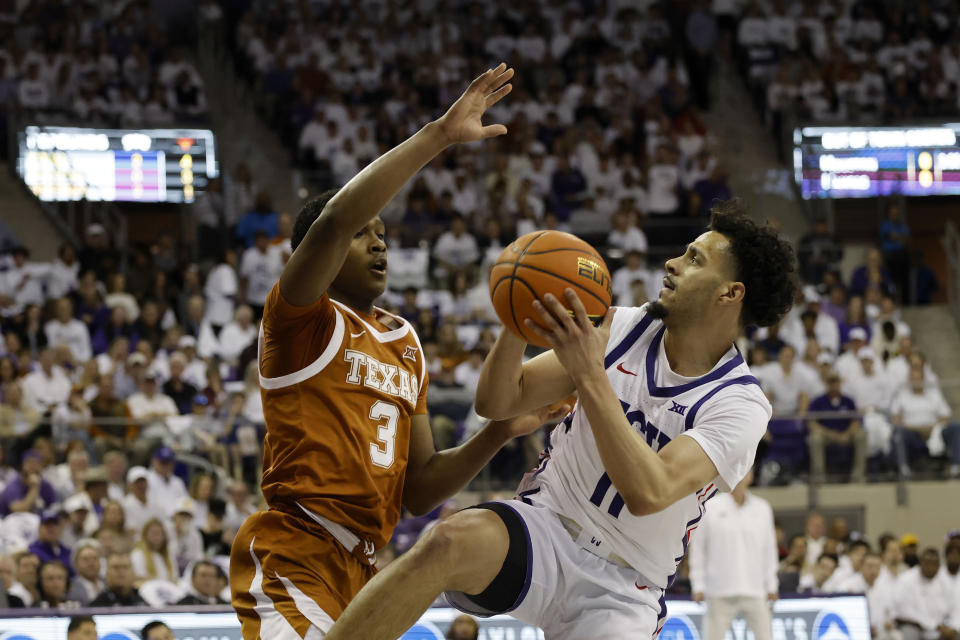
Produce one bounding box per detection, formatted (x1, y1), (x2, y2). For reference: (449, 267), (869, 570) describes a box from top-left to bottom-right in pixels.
(0, 0), (210, 158)
(227, 0), (731, 250)
(769, 514), (959, 639)
(729, 0), (960, 153)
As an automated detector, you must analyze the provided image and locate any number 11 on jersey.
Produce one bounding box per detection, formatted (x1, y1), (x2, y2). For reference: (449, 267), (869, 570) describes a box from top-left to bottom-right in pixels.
(590, 472), (627, 518)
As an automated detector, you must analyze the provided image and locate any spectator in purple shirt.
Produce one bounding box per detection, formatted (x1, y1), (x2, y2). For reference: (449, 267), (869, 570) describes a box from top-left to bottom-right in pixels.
(549, 155), (587, 221)
(0, 450), (59, 517)
(849, 249), (894, 298)
(807, 372), (866, 484)
(28, 509), (73, 577)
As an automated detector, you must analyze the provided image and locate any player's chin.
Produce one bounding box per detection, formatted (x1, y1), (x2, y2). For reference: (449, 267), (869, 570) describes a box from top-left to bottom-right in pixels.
(365, 271), (388, 297)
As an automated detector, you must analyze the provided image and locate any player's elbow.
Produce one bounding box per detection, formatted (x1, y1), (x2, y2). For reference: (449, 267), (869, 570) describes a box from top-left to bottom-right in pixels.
(624, 489), (669, 517)
(402, 491), (437, 517)
(474, 395), (510, 421)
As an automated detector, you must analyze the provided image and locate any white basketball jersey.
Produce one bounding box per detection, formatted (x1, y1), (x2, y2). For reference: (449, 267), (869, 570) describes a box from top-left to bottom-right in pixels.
(517, 304), (771, 588)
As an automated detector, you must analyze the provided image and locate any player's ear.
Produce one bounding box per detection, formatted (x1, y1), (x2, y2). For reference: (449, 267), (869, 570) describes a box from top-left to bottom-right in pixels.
(719, 281), (745, 306)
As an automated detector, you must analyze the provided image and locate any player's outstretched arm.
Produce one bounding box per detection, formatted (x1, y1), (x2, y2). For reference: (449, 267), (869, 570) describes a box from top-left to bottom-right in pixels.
(474, 326), (575, 420)
(278, 64), (514, 306)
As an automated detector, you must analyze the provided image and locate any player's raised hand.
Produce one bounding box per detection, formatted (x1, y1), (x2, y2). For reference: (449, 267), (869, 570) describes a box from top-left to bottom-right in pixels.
(436, 63), (513, 144)
(525, 289), (615, 383)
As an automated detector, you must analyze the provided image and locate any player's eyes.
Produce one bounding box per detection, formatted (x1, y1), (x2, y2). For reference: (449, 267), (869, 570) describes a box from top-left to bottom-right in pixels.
(690, 255), (697, 264)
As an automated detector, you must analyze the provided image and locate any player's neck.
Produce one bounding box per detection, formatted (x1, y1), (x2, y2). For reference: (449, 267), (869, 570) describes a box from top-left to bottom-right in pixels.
(329, 287), (376, 316)
(662, 321), (738, 378)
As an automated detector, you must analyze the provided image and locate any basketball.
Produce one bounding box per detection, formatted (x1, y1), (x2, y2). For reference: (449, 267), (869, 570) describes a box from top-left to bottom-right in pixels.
(489, 230), (613, 348)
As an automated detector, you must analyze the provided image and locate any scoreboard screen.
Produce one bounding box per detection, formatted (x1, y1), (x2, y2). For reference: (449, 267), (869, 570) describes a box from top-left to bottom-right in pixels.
(794, 124), (960, 199)
(17, 126), (218, 203)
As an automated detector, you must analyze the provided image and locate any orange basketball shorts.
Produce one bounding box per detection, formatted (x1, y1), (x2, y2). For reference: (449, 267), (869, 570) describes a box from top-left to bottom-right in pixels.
(230, 509), (376, 639)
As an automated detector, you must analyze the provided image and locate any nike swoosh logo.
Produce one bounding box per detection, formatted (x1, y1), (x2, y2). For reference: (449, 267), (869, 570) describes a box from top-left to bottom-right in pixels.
(351, 331), (366, 338)
(617, 363), (638, 376)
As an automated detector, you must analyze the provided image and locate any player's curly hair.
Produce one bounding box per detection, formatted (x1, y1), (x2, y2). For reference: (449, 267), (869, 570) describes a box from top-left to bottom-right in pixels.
(291, 188), (341, 252)
(709, 199), (798, 328)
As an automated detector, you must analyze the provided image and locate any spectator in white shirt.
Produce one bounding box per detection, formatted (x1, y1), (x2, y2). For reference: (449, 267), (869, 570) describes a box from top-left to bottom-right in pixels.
(121, 466), (160, 536)
(611, 250), (658, 306)
(453, 348), (485, 390)
(893, 548), (956, 640)
(886, 338), (938, 392)
(17, 63), (49, 109)
(21, 348), (71, 414)
(130, 518), (178, 584)
(845, 348), (893, 413)
(836, 326), (871, 382)
(240, 231), (283, 318)
(125, 372), (178, 441)
(838, 552), (896, 639)
(223, 481), (257, 534)
(607, 209), (648, 255)
(47, 243), (79, 299)
(825, 539), (870, 591)
(804, 512), (827, 570)
(216, 305), (257, 366)
(204, 249), (238, 332)
(761, 345), (816, 417)
(798, 553), (838, 594)
(0, 247), (48, 318)
(891, 368), (955, 477)
(146, 446), (187, 514)
(44, 298), (92, 363)
(432, 214), (479, 280)
(689, 469), (778, 640)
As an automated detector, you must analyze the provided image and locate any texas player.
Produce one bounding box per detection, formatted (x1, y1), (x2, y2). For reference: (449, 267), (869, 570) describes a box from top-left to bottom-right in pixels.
(230, 64), (560, 639)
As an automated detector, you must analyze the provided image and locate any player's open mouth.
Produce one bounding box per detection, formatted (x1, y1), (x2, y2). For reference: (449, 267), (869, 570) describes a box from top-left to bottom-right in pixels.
(663, 277), (674, 290)
(370, 259), (388, 275)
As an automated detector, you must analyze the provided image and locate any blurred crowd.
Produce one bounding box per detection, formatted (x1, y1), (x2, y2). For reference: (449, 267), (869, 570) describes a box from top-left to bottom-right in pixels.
(0, 0), (211, 157)
(730, 0), (960, 153)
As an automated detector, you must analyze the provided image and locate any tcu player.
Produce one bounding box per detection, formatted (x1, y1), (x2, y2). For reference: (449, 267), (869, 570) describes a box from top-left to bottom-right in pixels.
(326, 201), (798, 639)
(229, 64), (567, 639)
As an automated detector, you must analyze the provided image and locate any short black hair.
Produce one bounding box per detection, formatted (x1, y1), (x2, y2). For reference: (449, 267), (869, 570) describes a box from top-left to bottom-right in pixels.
(68, 616), (95, 632)
(192, 559), (219, 578)
(141, 620), (170, 639)
(818, 552), (839, 565)
(708, 199), (798, 328)
(848, 539), (870, 553)
(291, 188), (341, 252)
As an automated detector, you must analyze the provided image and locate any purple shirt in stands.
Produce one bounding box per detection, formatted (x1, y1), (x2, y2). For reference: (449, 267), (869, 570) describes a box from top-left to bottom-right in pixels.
(808, 393), (858, 432)
(28, 540), (74, 577)
(0, 474), (58, 517)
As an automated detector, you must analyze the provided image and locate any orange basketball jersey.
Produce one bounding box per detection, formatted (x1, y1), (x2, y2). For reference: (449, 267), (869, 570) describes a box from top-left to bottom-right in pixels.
(257, 283), (428, 549)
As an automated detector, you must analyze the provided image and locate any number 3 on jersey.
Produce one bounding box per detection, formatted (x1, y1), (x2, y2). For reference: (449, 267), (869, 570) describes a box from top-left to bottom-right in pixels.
(369, 401), (399, 469)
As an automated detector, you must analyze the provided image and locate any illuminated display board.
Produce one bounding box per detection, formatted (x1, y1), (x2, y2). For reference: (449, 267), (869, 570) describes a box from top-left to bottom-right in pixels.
(794, 124), (960, 198)
(16, 126), (218, 203)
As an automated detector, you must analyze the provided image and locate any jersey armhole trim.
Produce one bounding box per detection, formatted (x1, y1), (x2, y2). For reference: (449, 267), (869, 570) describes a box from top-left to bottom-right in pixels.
(258, 309), (345, 389)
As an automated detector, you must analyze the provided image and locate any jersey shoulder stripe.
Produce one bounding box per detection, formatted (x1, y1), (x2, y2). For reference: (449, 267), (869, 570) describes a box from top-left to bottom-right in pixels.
(683, 375), (762, 430)
(258, 309), (346, 389)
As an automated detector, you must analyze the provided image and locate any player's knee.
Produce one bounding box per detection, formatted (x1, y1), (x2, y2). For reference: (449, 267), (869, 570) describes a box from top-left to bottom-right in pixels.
(413, 509), (509, 588)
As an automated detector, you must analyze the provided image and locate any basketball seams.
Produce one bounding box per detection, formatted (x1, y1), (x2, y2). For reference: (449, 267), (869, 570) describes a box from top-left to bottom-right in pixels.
(506, 231), (548, 341)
